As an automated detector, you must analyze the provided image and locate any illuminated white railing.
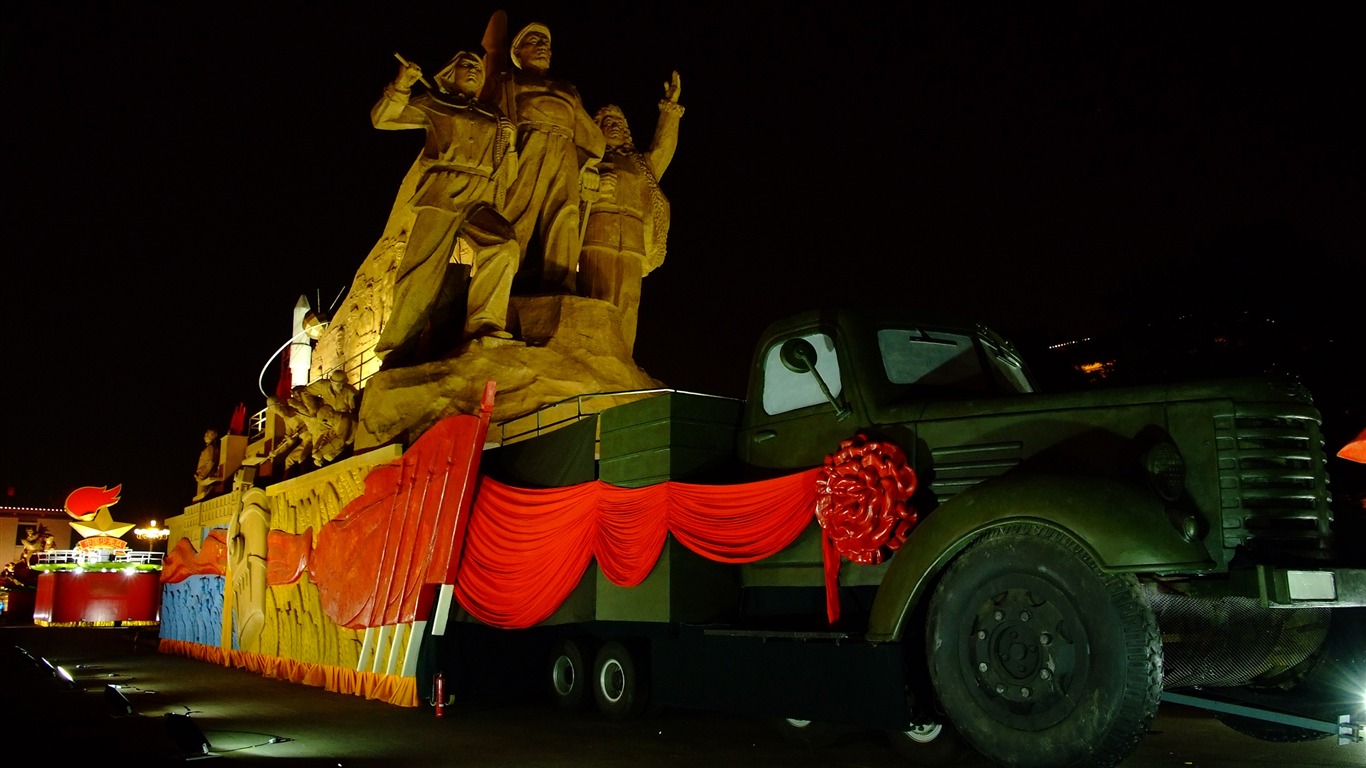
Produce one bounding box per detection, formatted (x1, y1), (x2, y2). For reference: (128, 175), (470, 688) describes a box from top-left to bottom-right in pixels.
(32, 550), (164, 567)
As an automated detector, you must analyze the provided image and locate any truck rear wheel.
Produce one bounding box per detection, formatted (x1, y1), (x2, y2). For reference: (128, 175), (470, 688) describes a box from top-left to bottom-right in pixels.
(548, 637), (596, 710)
(592, 640), (649, 720)
(770, 718), (843, 747)
(926, 525), (1162, 768)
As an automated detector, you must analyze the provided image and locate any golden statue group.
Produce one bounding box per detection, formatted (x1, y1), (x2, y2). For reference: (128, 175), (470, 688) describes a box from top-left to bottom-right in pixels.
(191, 10), (682, 499)
(373, 11), (683, 365)
(164, 10), (690, 702)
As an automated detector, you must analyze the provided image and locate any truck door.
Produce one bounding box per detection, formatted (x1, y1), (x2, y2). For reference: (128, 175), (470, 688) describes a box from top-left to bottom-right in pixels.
(739, 331), (861, 470)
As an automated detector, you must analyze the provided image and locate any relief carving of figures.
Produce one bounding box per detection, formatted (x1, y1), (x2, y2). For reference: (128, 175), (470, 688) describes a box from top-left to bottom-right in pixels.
(295, 370), (361, 466)
(372, 50), (521, 366)
(265, 395), (313, 478)
(580, 71), (683, 353)
(229, 487), (271, 653)
(481, 13), (606, 294)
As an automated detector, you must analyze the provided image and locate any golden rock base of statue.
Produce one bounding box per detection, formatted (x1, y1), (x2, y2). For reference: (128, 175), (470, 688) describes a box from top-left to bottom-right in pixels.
(354, 295), (662, 451)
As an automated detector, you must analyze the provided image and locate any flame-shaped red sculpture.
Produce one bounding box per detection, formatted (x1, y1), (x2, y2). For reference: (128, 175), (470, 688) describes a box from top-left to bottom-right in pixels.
(63, 484), (123, 522)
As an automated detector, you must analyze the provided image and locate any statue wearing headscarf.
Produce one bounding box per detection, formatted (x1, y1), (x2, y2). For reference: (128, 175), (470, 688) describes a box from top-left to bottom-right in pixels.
(579, 72), (683, 353)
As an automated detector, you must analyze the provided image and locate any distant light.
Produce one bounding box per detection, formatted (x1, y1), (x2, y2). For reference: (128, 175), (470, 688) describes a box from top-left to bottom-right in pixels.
(134, 522), (170, 543)
(1047, 337), (1093, 351)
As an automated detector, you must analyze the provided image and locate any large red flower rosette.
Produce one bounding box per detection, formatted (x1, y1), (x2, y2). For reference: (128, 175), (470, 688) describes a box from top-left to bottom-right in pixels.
(815, 434), (919, 565)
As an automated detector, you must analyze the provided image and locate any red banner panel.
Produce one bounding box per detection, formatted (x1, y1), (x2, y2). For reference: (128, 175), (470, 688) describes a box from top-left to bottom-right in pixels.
(34, 570), (162, 625)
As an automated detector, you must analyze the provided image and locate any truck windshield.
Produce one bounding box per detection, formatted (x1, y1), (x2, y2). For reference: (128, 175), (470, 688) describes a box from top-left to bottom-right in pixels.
(877, 329), (1034, 395)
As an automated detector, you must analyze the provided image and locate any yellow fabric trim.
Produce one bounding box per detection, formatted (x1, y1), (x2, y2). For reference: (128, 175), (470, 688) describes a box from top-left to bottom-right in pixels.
(157, 639), (419, 707)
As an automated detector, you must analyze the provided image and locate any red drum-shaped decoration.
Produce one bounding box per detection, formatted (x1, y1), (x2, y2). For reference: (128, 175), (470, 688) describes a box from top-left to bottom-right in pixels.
(815, 434), (919, 564)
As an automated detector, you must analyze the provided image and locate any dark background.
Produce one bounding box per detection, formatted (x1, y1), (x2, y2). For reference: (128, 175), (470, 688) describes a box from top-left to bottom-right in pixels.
(2, 1), (1361, 524)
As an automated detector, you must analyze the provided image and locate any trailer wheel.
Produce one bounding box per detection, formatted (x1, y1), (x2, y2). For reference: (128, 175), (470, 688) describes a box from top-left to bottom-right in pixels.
(926, 525), (1162, 768)
(770, 718), (843, 747)
(885, 720), (976, 765)
(592, 640), (648, 720)
(548, 637), (595, 710)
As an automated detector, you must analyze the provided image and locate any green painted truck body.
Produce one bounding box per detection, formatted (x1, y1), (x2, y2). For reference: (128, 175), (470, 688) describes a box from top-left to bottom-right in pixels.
(463, 307), (1364, 756)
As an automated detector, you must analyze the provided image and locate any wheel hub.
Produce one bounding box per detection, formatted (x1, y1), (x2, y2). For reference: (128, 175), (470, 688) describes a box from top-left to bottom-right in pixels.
(903, 722), (943, 743)
(599, 659), (625, 703)
(963, 577), (1088, 728)
(551, 655), (575, 696)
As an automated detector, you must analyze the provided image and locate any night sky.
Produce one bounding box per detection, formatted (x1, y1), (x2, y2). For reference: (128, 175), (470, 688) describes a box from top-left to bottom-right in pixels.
(2, 2), (1362, 523)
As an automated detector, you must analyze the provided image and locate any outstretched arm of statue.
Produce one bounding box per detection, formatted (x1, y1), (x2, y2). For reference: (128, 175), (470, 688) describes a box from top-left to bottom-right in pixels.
(371, 62), (427, 130)
(646, 71), (684, 179)
(478, 10), (510, 104)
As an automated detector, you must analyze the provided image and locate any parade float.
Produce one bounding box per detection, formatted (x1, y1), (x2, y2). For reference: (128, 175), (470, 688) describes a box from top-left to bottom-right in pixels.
(153, 9), (1363, 768)
(23, 485), (164, 627)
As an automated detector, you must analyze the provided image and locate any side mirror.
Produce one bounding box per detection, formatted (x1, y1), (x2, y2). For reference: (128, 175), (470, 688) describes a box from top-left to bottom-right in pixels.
(777, 338), (850, 419)
(779, 338), (818, 374)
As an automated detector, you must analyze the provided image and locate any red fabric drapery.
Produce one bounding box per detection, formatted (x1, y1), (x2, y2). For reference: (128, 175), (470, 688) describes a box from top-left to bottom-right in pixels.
(452, 469), (821, 629)
(250, 410), (922, 632)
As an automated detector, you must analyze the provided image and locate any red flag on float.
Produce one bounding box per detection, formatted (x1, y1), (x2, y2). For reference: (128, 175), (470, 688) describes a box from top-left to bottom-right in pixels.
(229, 403), (247, 436)
(276, 346), (294, 401)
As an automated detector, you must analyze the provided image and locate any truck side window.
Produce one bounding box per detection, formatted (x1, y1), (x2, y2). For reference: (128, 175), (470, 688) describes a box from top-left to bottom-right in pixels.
(761, 333), (843, 416)
(878, 329), (989, 392)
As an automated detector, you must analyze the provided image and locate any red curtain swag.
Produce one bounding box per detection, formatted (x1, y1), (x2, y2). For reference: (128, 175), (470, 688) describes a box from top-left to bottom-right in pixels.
(452, 469), (822, 629)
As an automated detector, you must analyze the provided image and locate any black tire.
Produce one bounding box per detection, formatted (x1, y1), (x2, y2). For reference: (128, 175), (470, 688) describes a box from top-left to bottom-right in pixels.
(592, 640), (649, 720)
(1213, 713), (1332, 743)
(886, 720), (977, 765)
(770, 717), (843, 748)
(548, 637), (595, 710)
(926, 525), (1162, 768)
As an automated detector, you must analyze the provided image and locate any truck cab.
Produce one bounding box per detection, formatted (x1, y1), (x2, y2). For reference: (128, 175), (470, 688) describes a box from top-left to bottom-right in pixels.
(738, 308), (1037, 471)
(727, 307), (1362, 765)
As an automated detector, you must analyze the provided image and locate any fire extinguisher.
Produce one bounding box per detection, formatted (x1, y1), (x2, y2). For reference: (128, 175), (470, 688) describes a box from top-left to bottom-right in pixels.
(433, 672), (447, 718)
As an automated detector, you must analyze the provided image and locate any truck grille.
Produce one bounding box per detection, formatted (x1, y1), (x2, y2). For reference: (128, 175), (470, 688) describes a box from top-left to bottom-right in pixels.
(1214, 403), (1333, 562)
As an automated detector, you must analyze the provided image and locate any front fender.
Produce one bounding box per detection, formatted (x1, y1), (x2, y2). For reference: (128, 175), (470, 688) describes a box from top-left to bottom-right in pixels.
(866, 472), (1215, 642)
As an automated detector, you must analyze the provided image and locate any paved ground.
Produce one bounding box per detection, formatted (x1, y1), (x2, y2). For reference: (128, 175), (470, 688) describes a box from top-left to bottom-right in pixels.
(3, 623), (1362, 767)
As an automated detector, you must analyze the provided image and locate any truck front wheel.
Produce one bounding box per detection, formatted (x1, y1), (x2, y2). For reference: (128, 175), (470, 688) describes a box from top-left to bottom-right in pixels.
(926, 525), (1162, 768)
(592, 640), (649, 720)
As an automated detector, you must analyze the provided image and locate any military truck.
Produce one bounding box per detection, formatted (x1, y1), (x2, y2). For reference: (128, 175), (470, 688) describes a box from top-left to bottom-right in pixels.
(429, 307), (1364, 768)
